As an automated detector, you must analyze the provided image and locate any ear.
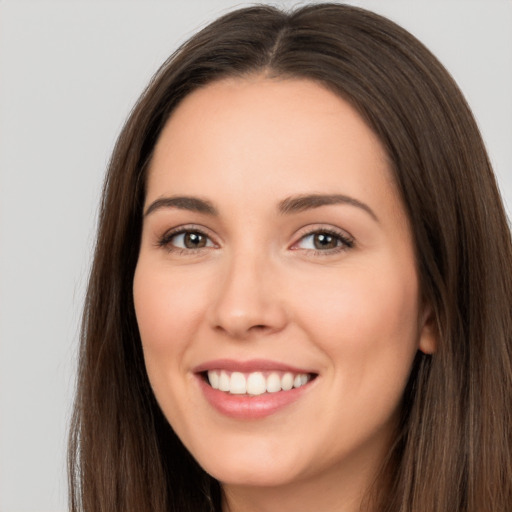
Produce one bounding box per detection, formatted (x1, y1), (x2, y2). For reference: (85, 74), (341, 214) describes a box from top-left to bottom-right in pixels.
(418, 304), (437, 354)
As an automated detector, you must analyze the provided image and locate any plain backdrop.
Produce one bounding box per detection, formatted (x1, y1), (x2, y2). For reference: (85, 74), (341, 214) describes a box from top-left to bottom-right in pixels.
(0, 1), (511, 510)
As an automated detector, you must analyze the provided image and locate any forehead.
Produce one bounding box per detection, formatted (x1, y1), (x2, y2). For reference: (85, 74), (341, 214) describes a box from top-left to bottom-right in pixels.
(152, 76), (387, 163)
(146, 76), (401, 222)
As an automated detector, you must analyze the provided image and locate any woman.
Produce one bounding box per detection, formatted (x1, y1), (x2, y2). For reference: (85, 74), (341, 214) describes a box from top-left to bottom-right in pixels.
(68, 3), (512, 511)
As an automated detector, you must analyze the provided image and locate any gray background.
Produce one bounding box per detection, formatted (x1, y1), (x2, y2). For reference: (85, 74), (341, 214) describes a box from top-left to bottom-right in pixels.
(1, 1), (511, 510)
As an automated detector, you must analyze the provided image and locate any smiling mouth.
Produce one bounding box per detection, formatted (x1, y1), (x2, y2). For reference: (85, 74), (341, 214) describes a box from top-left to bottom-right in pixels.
(203, 370), (316, 396)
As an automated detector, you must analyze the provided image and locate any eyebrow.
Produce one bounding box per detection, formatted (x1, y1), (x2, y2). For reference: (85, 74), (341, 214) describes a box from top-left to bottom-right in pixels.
(144, 193), (378, 222)
(144, 196), (218, 217)
(278, 194), (378, 221)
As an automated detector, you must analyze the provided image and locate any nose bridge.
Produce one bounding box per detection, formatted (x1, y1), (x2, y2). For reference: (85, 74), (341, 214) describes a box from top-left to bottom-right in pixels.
(209, 243), (286, 338)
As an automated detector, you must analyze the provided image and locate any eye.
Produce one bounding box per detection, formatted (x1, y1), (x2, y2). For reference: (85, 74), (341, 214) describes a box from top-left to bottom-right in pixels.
(293, 229), (354, 253)
(158, 228), (216, 252)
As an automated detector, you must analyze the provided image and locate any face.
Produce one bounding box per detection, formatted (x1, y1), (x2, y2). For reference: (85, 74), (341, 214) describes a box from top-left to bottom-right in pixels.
(133, 77), (435, 494)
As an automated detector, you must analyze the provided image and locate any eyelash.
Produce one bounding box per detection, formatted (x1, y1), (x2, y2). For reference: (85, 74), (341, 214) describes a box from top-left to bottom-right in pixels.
(157, 225), (215, 255)
(157, 226), (354, 256)
(292, 228), (354, 255)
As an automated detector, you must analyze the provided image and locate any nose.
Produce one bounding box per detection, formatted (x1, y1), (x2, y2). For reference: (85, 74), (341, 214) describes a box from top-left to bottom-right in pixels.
(207, 251), (288, 340)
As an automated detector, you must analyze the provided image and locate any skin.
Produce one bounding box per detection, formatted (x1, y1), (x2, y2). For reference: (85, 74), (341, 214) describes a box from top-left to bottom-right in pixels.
(133, 76), (436, 512)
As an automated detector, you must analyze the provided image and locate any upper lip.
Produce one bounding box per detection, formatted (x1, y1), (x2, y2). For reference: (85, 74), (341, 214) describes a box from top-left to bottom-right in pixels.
(192, 358), (316, 374)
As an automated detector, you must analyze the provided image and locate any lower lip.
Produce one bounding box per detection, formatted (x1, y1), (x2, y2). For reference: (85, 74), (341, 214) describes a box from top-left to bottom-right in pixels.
(196, 375), (313, 420)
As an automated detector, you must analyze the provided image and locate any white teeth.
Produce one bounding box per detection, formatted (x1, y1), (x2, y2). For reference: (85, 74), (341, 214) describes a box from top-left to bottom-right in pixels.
(230, 372), (246, 394)
(281, 372), (294, 391)
(247, 372), (266, 395)
(266, 372), (281, 393)
(219, 370), (230, 392)
(208, 370), (219, 389)
(206, 370), (311, 395)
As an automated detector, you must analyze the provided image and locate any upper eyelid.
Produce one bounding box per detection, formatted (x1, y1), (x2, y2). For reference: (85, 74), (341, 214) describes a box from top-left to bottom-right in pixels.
(162, 224), (215, 237)
(292, 225), (354, 243)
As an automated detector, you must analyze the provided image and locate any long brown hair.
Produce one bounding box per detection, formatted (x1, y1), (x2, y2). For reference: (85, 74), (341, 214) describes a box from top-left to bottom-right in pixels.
(68, 4), (512, 511)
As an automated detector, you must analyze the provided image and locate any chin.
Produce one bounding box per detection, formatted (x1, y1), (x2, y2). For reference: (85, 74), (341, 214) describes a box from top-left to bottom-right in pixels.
(191, 442), (305, 488)
(207, 463), (300, 488)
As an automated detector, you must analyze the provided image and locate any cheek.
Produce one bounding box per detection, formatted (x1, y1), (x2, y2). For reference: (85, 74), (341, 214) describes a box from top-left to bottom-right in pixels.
(133, 259), (216, 433)
(133, 260), (209, 368)
(295, 262), (420, 447)
(293, 258), (420, 387)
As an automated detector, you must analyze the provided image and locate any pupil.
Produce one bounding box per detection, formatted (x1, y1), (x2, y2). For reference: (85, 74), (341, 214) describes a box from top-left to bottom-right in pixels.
(184, 232), (206, 248)
(314, 233), (336, 250)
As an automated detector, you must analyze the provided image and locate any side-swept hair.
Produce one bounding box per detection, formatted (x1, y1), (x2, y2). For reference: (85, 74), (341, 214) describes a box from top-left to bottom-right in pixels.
(69, 4), (512, 511)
